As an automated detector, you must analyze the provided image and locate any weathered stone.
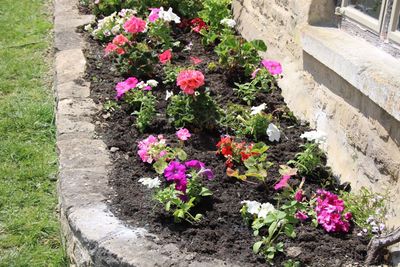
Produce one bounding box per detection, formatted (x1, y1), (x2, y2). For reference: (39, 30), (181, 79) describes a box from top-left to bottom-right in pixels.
(56, 49), (87, 84)
(57, 81), (91, 100)
(57, 98), (98, 118)
(55, 30), (84, 51)
(286, 246), (302, 258)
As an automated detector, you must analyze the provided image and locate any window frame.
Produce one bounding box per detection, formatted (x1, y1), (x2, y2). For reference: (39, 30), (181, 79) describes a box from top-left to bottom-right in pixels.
(388, 0), (400, 43)
(340, 0), (387, 33)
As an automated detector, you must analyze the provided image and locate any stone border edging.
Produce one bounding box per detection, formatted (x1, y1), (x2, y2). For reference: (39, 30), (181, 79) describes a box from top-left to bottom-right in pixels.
(54, 1), (237, 266)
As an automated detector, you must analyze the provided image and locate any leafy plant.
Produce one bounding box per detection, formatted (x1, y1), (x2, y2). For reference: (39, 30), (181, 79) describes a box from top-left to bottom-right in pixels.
(163, 64), (185, 84)
(167, 92), (221, 130)
(215, 33), (267, 76)
(124, 89), (157, 132)
(147, 19), (174, 49)
(234, 68), (275, 105)
(288, 143), (323, 175)
(91, 0), (137, 17)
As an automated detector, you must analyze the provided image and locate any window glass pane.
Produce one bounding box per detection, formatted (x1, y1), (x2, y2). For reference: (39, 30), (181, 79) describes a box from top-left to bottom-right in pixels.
(349, 0), (382, 19)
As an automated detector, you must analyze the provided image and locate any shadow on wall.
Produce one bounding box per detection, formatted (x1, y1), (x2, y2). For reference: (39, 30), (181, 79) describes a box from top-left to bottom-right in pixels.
(308, 0), (339, 26)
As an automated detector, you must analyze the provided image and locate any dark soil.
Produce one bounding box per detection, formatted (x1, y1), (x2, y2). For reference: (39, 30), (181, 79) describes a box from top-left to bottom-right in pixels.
(82, 25), (372, 266)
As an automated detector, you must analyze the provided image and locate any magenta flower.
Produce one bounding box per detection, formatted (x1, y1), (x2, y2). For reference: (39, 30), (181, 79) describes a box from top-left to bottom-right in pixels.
(294, 190), (304, 202)
(261, 60), (282, 75)
(274, 175), (291, 190)
(176, 128), (191, 141)
(185, 160), (205, 170)
(115, 77), (139, 100)
(200, 168), (214, 180)
(164, 161), (187, 182)
(295, 211), (309, 221)
(148, 8), (160, 22)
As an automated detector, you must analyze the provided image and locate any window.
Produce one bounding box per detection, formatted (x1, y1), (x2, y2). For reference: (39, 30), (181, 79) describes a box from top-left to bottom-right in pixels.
(339, 0), (400, 44)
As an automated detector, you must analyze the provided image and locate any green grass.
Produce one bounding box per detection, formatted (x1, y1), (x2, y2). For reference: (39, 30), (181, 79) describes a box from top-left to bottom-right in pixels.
(0, 0), (67, 266)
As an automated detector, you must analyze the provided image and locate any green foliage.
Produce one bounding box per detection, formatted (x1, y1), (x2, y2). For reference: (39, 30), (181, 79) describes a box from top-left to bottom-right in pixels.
(215, 33), (267, 76)
(288, 143), (323, 175)
(234, 68), (274, 105)
(153, 148), (187, 174)
(103, 100), (119, 112)
(147, 19), (174, 49)
(283, 260), (301, 267)
(124, 90), (157, 132)
(163, 64), (185, 84)
(220, 103), (272, 140)
(92, 0), (137, 16)
(340, 187), (388, 235)
(167, 92), (221, 130)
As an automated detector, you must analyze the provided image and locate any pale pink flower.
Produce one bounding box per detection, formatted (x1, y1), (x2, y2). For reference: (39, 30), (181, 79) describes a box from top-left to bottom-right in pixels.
(176, 70), (205, 95)
(261, 60), (282, 75)
(251, 68), (261, 79)
(148, 8), (160, 22)
(176, 128), (191, 141)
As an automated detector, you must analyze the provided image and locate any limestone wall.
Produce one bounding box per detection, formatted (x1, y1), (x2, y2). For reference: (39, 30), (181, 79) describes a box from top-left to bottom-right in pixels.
(232, 0), (400, 226)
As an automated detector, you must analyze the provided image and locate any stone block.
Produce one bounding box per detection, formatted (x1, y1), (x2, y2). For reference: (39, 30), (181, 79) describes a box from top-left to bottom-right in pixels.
(57, 81), (91, 100)
(56, 49), (87, 84)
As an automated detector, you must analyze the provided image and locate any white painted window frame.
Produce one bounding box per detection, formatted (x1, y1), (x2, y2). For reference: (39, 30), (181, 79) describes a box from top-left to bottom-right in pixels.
(388, 0), (400, 43)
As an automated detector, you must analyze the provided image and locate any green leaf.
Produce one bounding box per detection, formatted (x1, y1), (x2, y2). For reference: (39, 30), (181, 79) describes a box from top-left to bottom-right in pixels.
(251, 40), (267, 51)
(284, 224), (296, 238)
(194, 213), (203, 221)
(268, 221), (278, 237)
(175, 148), (187, 161)
(165, 201), (171, 211)
(253, 241), (263, 254)
(199, 187), (213, 196)
(154, 159), (168, 174)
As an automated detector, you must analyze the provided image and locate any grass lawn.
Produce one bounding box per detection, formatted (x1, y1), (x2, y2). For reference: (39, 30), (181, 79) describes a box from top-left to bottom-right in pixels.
(0, 0), (66, 265)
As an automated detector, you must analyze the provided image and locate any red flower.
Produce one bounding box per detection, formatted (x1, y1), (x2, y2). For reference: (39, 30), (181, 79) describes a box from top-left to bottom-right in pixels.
(221, 146), (233, 157)
(190, 18), (207, 33)
(104, 43), (125, 56)
(240, 151), (251, 161)
(159, 49), (172, 64)
(176, 70), (205, 95)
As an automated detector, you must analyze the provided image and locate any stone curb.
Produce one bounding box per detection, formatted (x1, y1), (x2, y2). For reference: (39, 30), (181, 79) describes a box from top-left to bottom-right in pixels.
(54, 1), (237, 266)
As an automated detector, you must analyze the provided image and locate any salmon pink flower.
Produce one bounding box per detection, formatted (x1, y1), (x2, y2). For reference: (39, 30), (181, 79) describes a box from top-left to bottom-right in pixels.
(112, 34), (129, 46)
(159, 49), (172, 64)
(176, 70), (205, 95)
(104, 43), (118, 55)
(176, 128), (191, 141)
(124, 16), (147, 34)
(261, 60), (282, 75)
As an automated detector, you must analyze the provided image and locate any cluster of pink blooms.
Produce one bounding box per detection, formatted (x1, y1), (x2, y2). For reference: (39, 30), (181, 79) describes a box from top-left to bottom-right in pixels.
(176, 70), (205, 95)
(176, 128), (191, 141)
(105, 34), (130, 56)
(159, 49), (172, 64)
(114, 77), (152, 100)
(315, 189), (352, 233)
(124, 16), (147, 34)
(137, 135), (168, 164)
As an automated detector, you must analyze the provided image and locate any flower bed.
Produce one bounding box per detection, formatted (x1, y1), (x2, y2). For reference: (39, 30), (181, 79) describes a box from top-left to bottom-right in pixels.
(80, 1), (389, 266)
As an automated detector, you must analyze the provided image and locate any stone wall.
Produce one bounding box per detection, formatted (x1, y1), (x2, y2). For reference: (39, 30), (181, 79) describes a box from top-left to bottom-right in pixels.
(232, 0), (400, 226)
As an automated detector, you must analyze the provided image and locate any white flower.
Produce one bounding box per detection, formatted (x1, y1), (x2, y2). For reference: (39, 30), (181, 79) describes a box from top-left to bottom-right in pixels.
(241, 200), (261, 215)
(220, 18), (236, 28)
(111, 25), (121, 35)
(183, 42), (193, 51)
(136, 81), (146, 89)
(165, 90), (174, 100)
(267, 123), (280, 142)
(84, 24), (93, 32)
(159, 7), (181, 23)
(138, 177), (161, 189)
(257, 203), (276, 219)
(250, 103), (266, 115)
(300, 130), (327, 144)
(146, 79), (158, 87)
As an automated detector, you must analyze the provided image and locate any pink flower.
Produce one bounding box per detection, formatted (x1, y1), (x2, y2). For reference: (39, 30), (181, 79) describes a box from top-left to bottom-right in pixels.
(251, 68), (261, 79)
(190, 56), (202, 65)
(159, 49), (172, 64)
(115, 77), (138, 100)
(274, 175), (291, 190)
(137, 135), (166, 163)
(112, 34), (129, 46)
(105, 43), (125, 56)
(261, 60), (282, 75)
(294, 190), (304, 202)
(148, 8), (160, 22)
(295, 211), (308, 221)
(344, 212), (352, 221)
(124, 16), (147, 34)
(176, 128), (191, 141)
(176, 70), (205, 95)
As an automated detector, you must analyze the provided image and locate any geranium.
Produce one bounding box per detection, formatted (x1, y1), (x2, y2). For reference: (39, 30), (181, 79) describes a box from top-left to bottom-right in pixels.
(176, 70), (205, 95)
(115, 77), (138, 100)
(137, 135), (167, 164)
(124, 16), (147, 34)
(159, 49), (172, 64)
(315, 190), (351, 233)
(274, 175), (291, 190)
(190, 56), (203, 65)
(261, 60), (282, 75)
(176, 128), (191, 141)
(104, 43), (125, 56)
(190, 18), (207, 33)
(112, 34), (129, 46)
(148, 8), (160, 22)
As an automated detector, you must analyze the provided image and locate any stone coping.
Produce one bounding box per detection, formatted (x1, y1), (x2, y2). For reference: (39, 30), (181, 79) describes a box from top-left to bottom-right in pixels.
(302, 25), (400, 122)
(54, 0), (237, 266)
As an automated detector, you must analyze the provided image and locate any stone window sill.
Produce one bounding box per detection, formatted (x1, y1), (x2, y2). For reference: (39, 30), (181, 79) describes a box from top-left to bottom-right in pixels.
(301, 26), (400, 122)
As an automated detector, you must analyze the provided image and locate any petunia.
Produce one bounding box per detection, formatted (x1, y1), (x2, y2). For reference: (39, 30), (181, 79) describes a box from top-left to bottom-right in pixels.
(267, 123), (280, 142)
(250, 103), (266, 115)
(261, 59), (282, 75)
(138, 177), (161, 189)
(274, 175), (291, 190)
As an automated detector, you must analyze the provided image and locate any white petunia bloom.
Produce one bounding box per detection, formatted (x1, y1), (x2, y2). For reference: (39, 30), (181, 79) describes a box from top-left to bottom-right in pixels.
(300, 130), (327, 144)
(257, 203), (276, 219)
(146, 79), (158, 87)
(136, 81), (146, 89)
(111, 25), (121, 35)
(241, 200), (261, 215)
(138, 177), (161, 189)
(220, 18), (236, 28)
(159, 7), (181, 23)
(165, 90), (174, 100)
(267, 123), (280, 142)
(250, 103), (266, 115)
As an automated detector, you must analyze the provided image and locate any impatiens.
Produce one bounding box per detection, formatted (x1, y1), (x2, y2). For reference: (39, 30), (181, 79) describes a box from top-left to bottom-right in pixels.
(315, 189), (352, 233)
(124, 15), (147, 34)
(261, 59), (282, 75)
(176, 70), (205, 95)
(176, 128), (191, 141)
(159, 49), (172, 64)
